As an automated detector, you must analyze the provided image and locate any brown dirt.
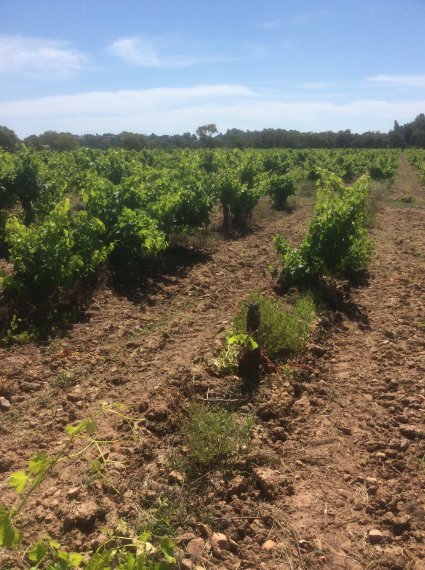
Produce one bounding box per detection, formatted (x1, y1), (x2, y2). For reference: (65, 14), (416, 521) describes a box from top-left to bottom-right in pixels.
(1, 157), (424, 569)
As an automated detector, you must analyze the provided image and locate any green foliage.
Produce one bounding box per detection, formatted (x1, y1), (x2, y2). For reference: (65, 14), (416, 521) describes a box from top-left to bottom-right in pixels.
(233, 293), (316, 358)
(181, 403), (252, 472)
(276, 169), (374, 288)
(262, 172), (296, 209)
(111, 207), (167, 267)
(4, 199), (109, 301)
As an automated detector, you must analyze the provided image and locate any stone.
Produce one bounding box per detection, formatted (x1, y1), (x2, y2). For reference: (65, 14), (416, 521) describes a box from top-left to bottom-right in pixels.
(399, 425), (424, 440)
(67, 388), (83, 402)
(227, 475), (246, 496)
(0, 396), (11, 411)
(169, 471), (184, 485)
(254, 467), (280, 498)
(262, 539), (277, 551)
(210, 532), (228, 553)
(63, 500), (101, 532)
(368, 529), (384, 544)
(186, 538), (206, 558)
(66, 487), (81, 500)
(272, 426), (287, 441)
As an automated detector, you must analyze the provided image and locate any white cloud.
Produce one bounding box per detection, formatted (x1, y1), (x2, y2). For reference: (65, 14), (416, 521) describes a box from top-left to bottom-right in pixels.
(367, 75), (425, 89)
(109, 37), (161, 67)
(0, 35), (88, 77)
(108, 36), (230, 68)
(1, 85), (423, 137)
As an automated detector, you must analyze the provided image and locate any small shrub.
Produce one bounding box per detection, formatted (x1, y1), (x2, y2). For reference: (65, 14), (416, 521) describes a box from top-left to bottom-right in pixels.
(233, 293), (316, 359)
(181, 403), (252, 472)
(275, 170), (374, 288)
(264, 172), (296, 210)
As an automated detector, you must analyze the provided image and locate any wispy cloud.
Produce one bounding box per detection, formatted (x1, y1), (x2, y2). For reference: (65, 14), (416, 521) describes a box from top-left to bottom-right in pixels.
(0, 85), (255, 136)
(1, 84), (423, 137)
(367, 74), (425, 89)
(108, 37), (161, 66)
(0, 35), (88, 77)
(258, 20), (280, 30)
(108, 36), (231, 68)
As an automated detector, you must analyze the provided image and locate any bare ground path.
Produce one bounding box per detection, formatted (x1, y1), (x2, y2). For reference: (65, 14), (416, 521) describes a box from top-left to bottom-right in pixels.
(270, 155), (425, 569)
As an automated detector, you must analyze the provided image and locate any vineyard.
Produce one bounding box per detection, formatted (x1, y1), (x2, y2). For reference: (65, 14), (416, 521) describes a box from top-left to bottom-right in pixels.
(0, 147), (424, 569)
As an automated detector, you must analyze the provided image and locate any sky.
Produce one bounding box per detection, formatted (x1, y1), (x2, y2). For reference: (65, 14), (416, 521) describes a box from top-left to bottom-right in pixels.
(1, 0), (425, 137)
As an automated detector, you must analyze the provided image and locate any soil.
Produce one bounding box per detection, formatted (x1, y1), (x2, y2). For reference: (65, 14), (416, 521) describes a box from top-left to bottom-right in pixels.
(0, 156), (424, 569)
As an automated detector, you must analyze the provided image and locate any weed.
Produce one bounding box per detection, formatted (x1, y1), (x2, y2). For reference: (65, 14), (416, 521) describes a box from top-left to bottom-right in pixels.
(52, 368), (82, 390)
(181, 403), (253, 473)
(233, 292), (316, 359)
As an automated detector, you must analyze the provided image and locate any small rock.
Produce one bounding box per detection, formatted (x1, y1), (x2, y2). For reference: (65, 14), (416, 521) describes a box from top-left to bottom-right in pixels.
(227, 475), (246, 497)
(67, 388), (83, 402)
(181, 560), (193, 570)
(254, 467), (280, 498)
(169, 471), (184, 485)
(197, 523), (211, 539)
(66, 487), (81, 500)
(211, 532), (228, 553)
(262, 539), (277, 551)
(365, 477), (378, 486)
(62, 500), (101, 532)
(292, 395), (311, 415)
(399, 425), (424, 440)
(186, 538), (206, 558)
(310, 345), (327, 357)
(392, 515), (411, 535)
(368, 529), (384, 544)
(271, 426), (287, 441)
(0, 396), (11, 411)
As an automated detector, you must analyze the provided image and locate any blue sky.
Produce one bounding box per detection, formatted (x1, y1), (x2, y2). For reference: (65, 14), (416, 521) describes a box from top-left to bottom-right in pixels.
(1, 0), (425, 137)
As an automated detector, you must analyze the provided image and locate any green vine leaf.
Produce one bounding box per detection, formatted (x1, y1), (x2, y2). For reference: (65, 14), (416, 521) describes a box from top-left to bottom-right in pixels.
(9, 470), (29, 494)
(28, 452), (50, 476)
(0, 505), (20, 547)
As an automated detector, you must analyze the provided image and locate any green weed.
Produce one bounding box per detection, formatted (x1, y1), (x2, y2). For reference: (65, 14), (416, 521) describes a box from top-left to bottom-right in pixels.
(233, 292), (316, 359)
(181, 403), (253, 473)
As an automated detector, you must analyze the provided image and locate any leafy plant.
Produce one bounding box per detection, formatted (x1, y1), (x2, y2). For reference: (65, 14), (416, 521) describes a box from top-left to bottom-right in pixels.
(4, 199), (109, 301)
(233, 293), (316, 358)
(263, 172), (296, 209)
(275, 169), (374, 288)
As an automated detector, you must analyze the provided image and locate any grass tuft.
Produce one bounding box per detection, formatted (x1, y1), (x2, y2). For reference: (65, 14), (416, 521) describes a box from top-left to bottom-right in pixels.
(233, 292), (316, 359)
(181, 403), (253, 472)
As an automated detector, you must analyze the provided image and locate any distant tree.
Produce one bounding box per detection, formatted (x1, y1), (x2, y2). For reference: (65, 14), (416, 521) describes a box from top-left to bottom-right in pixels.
(36, 131), (80, 151)
(196, 124), (218, 147)
(120, 132), (147, 150)
(0, 126), (19, 150)
(24, 134), (43, 149)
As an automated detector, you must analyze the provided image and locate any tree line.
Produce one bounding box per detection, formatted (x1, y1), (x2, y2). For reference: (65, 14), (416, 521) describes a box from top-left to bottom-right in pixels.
(1, 114), (425, 152)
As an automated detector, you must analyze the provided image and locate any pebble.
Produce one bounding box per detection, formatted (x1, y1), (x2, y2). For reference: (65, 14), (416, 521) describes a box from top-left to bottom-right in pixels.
(66, 487), (81, 500)
(186, 538), (207, 558)
(253, 467), (280, 498)
(262, 539), (277, 551)
(169, 471), (184, 485)
(0, 396), (11, 411)
(210, 532), (228, 552)
(368, 529), (384, 544)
